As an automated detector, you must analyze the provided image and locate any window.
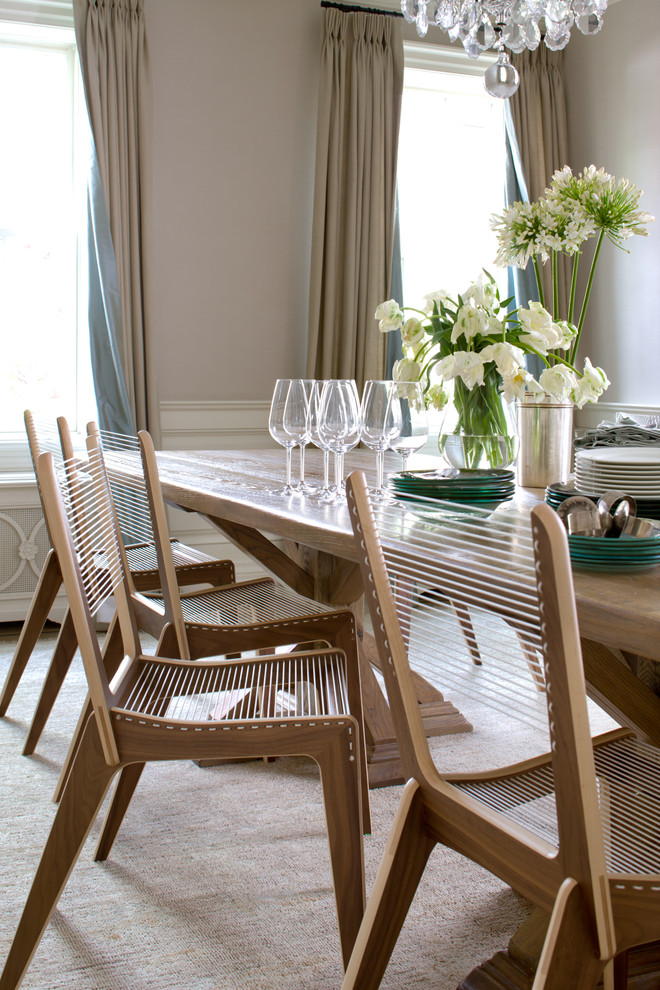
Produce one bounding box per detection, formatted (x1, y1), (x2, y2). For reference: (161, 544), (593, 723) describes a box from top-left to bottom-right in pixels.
(397, 43), (508, 308)
(0, 12), (94, 467)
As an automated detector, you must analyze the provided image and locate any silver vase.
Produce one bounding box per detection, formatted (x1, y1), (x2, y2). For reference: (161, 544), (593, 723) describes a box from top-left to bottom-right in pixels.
(516, 399), (574, 488)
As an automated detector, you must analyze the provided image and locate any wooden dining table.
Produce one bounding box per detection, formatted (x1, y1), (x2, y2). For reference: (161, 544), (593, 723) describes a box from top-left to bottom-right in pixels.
(147, 446), (660, 791)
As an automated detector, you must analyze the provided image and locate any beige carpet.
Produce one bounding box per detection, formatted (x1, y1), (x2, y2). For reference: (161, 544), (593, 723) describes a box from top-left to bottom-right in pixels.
(0, 623), (583, 990)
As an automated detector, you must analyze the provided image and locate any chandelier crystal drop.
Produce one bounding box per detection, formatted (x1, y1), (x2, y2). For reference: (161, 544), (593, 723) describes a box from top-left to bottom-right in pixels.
(401, 0), (608, 97)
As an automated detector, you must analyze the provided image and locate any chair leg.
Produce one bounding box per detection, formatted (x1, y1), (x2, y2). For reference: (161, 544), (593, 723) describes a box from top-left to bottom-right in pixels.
(532, 877), (605, 990)
(341, 780), (435, 989)
(23, 609), (78, 755)
(0, 551), (63, 716)
(329, 616), (372, 836)
(51, 616), (125, 804)
(52, 694), (92, 804)
(313, 723), (367, 971)
(94, 762), (146, 862)
(0, 714), (118, 990)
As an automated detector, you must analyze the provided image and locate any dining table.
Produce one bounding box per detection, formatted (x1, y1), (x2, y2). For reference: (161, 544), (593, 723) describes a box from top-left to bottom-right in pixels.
(141, 446), (660, 794)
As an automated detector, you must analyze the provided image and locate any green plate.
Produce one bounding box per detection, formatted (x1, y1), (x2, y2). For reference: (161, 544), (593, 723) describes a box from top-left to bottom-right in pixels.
(568, 531), (660, 568)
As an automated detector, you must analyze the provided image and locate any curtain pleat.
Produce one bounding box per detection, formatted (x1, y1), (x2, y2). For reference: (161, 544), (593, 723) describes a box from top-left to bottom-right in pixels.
(509, 47), (571, 320)
(74, 0), (159, 441)
(307, 9), (404, 390)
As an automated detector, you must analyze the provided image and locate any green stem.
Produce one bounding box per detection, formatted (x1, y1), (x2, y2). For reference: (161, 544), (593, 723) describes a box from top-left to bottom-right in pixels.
(532, 255), (545, 309)
(571, 229), (605, 367)
(552, 251), (559, 321)
(568, 252), (579, 326)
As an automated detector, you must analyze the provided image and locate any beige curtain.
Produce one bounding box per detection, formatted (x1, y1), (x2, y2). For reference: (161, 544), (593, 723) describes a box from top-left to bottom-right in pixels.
(74, 0), (159, 441)
(510, 47), (570, 318)
(307, 8), (404, 391)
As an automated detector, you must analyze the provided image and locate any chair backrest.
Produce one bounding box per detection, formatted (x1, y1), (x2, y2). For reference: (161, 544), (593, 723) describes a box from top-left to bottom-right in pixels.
(24, 410), (66, 544)
(137, 429), (191, 659)
(345, 470), (613, 948)
(87, 422), (155, 548)
(35, 439), (142, 765)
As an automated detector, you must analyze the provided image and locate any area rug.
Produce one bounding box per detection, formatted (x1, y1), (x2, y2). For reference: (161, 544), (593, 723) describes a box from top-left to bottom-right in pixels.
(0, 624), (612, 990)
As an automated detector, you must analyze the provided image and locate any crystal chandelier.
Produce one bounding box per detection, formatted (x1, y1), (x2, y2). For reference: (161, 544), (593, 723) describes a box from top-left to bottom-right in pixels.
(401, 0), (609, 98)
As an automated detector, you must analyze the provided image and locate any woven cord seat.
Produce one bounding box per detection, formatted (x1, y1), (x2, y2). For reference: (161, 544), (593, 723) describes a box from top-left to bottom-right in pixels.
(0, 442), (366, 990)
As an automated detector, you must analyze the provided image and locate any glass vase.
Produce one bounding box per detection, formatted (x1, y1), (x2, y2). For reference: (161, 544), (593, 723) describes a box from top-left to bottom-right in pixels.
(438, 374), (518, 471)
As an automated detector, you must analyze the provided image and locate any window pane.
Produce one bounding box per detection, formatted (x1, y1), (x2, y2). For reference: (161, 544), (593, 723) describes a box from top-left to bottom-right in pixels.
(398, 65), (507, 308)
(0, 33), (91, 435)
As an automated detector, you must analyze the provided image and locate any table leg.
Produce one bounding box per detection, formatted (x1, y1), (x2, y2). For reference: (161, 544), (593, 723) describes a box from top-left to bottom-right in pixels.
(457, 906), (660, 989)
(581, 639), (660, 748)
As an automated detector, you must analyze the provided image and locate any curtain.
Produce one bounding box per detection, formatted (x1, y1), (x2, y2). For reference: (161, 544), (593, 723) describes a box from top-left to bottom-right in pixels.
(509, 46), (570, 320)
(74, 0), (159, 441)
(307, 7), (404, 391)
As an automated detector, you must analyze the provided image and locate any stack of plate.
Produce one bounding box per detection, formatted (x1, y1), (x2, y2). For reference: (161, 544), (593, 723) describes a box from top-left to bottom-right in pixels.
(575, 447), (660, 497)
(568, 530), (660, 570)
(388, 468), (515, 504)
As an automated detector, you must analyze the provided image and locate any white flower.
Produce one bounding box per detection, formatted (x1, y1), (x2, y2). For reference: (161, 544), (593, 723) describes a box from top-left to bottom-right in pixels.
(554, 320), (578, 349)
(518, 302), (564, 354)
(571, 358), (610, 407)
(375, 299), (404, 333)
(539, 365), (578, 401)
(422, 289), (449, 314)
(463, 274), (497, 311)
(392, 357), (421, 384)
(401, 317), (425, 353)
(480, 342), (526, 377)
(500, 366), (534, 403)
(426, 383), (449, 411)
(437, 351), (485, 389)
(451, 304), (488, 344)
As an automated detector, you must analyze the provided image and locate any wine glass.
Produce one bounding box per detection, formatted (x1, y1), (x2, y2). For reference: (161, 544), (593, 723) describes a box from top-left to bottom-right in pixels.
(268, 379), (309, 495)
(296, 379), (316, 493)
(360, 380), (402, 499)
(318, 380), (361, 500)
(389, 381), (428, 473)
(308, 381), (334, 500)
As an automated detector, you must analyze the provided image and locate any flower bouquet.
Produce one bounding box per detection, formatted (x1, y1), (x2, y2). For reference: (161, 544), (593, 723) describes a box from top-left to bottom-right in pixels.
(376, 165), (653, 471)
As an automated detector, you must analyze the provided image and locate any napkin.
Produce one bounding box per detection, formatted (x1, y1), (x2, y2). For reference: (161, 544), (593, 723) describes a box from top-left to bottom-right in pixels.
(573, 413), (660, 449)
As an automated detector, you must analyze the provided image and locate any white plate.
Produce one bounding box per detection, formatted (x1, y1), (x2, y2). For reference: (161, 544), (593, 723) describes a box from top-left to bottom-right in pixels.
(575, 447), (660, 466)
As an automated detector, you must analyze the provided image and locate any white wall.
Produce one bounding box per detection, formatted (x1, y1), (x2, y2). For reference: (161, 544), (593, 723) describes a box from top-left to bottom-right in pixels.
(146, 0), (322, 404)
(564, 0), (660, 406)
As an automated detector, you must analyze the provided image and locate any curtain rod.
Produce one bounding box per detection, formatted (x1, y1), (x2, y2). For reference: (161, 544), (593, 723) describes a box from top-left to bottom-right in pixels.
(320, 1), (404, 17)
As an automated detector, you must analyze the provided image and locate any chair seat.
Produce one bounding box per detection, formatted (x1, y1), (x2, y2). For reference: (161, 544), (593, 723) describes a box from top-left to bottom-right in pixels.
(147, 576), (334, 629)
(125, 539), (223, 574)
(119, 649), (351, 723)
(454, 732), (660, 875)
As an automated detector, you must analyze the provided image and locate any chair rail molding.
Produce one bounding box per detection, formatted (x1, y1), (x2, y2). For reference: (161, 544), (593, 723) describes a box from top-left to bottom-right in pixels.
(160, 399), (274, 451)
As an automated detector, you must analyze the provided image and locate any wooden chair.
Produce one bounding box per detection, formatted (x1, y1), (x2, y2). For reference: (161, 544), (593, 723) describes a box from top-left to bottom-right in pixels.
(0, 411), (235, 754)
(53, 426), (369, 845)
(342, 470), (660, 990)
(0, 443), (365, 990)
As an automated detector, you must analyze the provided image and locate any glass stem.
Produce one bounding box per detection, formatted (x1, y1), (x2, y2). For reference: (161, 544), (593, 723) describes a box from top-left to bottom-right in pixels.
(323, 449), (330, 490)
(401, 452), (409, 472)
(299, 444), (305, 485)
(285, 446), (292, 489)
(376, 450), (384, 492)
(335, 451), (344, 491)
